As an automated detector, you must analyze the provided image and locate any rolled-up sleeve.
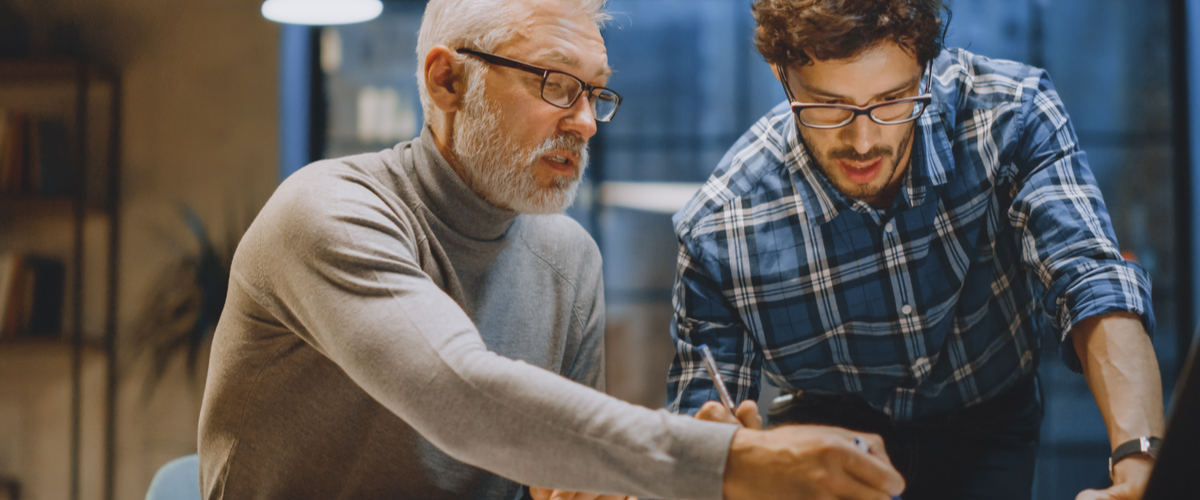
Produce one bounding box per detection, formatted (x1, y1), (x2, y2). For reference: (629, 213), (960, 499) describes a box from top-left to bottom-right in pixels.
(1007, 69), (1155, 372)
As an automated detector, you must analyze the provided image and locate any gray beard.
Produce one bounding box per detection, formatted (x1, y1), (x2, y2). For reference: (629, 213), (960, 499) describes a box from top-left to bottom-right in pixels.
(451, 76), (589, 215)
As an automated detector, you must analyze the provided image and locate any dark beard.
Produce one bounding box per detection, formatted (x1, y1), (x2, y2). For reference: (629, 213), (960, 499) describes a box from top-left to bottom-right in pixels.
(796, 121), (915, 205)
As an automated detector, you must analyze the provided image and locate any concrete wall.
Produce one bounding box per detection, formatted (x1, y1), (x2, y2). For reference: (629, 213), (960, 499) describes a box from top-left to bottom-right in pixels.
(0, 0), (278, 498)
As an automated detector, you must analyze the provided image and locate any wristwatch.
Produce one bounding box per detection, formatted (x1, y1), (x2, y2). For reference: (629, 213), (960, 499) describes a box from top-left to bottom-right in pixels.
(1108, 436), (1161, 478)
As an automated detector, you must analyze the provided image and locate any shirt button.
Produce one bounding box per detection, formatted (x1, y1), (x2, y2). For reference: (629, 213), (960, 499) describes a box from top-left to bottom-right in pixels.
(901, 304), (913, 315)
(884, 222), (894, 233)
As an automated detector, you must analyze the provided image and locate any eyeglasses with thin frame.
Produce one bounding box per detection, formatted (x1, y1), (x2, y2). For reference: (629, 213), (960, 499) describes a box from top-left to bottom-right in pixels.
(456, 48), (623, 123)
(777, 60), (933, 129)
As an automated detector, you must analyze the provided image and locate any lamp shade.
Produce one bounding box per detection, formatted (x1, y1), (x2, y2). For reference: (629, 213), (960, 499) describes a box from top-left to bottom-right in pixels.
(261, 0), (383, 25)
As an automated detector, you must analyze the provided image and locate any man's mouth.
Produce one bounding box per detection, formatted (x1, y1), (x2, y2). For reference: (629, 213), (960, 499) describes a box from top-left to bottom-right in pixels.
(542, 152), (579, 174)
(838, 158), (883, 184)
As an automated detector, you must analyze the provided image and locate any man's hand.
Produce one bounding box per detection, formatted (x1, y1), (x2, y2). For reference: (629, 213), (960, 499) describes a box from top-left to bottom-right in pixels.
(693, 397), (903, 500)
(1074, 456), (1153, 500)
(695, 400), (763, 429)
(722, 425), (903, 500)
(527, 488), (636, 500)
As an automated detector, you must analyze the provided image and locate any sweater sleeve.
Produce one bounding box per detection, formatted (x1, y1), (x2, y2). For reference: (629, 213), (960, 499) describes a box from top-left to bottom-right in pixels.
(231, 166), (736, 499)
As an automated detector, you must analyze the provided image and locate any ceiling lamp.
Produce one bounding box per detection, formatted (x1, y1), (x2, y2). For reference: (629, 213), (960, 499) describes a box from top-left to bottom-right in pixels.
(261, 0), (383, 25)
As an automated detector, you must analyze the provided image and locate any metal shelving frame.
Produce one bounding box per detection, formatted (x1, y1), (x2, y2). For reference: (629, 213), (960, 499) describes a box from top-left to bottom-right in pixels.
(0, 58), (120, 500)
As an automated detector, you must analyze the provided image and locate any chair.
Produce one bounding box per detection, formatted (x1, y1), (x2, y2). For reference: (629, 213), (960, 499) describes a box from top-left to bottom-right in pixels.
(144, 454), (201, 500)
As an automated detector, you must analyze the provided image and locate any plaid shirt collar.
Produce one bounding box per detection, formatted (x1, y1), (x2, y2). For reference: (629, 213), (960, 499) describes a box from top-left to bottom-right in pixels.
(784, 95), (957, 226)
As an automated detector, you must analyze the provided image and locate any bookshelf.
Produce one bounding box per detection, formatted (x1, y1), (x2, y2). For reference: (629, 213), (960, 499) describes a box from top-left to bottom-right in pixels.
(0, 59), (119, 500)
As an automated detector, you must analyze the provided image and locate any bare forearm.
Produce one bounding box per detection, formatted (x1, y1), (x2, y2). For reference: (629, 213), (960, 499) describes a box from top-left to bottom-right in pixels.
(1070, 312), (1165, 448)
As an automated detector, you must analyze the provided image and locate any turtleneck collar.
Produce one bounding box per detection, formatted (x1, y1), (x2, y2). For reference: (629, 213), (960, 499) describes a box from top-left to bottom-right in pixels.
(407, 126), (519, 241)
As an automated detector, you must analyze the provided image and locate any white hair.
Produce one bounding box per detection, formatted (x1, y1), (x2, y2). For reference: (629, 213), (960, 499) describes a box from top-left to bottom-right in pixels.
(415, 0), (610, 122)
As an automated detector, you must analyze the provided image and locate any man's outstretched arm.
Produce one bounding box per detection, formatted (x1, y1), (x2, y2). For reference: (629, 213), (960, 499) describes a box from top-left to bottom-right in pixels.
(1071, 312), (1165, 500)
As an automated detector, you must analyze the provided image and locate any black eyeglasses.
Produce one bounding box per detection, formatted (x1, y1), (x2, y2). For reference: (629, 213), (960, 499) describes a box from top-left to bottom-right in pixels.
(777, 61), (933, 129)
(456, 48), (622, 123)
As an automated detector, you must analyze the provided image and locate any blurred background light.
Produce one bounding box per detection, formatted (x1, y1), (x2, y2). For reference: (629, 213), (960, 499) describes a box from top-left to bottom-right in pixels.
(261, 0), (383, 26)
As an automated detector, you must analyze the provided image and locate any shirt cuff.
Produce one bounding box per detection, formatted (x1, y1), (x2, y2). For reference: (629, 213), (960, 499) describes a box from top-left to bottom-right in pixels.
(1056, 260), (1155, 373)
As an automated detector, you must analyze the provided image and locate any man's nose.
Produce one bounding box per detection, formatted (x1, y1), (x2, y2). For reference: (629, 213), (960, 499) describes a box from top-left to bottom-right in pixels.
(839, 113), (881, 155)
(560, 94), (598, 140)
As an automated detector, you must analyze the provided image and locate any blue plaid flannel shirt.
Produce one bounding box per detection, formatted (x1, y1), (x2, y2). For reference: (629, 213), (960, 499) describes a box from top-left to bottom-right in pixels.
(666, 48), (1155, 421)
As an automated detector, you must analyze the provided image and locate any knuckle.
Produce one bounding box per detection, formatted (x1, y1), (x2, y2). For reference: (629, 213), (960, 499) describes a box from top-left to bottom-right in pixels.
(816, 439), (845, 460)
(809, 468), (833, 488)
(867, 434), (886, 448)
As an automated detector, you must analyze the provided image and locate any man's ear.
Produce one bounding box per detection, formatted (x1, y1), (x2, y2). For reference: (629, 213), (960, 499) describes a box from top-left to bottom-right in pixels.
(425, 45), (464, 112)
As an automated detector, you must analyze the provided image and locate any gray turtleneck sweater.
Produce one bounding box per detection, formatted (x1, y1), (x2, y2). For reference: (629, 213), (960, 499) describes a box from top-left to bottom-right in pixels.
(197, 131), (736, 500)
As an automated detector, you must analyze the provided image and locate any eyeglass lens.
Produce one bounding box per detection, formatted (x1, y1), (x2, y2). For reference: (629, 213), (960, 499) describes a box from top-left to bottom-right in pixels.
(798, 100), (927, 127)
(542, 72), (620, 121)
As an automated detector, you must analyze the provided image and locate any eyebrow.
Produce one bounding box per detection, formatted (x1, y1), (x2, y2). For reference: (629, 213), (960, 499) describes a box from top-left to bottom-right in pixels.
(536, 51), (614, 78)
(800, 75), (921, 101)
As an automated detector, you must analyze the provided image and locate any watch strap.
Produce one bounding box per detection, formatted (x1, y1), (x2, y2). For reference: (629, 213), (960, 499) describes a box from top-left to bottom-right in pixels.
(1108, 436), (1161, 478)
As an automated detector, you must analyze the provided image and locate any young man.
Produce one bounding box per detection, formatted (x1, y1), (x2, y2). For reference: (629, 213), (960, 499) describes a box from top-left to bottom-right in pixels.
(199, 0), (905, 499)
(668, 1), (1165, 499)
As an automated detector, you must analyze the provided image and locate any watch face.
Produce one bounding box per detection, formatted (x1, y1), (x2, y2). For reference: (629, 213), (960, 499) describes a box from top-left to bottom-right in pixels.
(1147, 436), (1162, 458)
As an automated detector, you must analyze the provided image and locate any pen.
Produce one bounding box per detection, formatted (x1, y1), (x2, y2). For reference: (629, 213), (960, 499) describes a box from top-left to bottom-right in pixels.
(852, 437), (903, 500)
(698, 344), (738, 417)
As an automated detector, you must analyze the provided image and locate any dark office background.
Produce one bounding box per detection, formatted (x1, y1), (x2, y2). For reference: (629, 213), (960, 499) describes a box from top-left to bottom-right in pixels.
(293, 1), (1194, 498)
(0, 0), (1195, 498)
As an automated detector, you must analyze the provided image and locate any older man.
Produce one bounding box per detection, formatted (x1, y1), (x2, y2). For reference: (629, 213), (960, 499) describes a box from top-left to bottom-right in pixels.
(198, 0), (905, 499)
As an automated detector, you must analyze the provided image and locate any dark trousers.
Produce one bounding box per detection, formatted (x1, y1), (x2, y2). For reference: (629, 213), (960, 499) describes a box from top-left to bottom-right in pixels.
(768, 377), (1042, 500)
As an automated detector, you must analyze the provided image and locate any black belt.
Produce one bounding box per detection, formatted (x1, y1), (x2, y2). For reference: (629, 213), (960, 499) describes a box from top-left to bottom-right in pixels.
(767, 375), (1040, 433)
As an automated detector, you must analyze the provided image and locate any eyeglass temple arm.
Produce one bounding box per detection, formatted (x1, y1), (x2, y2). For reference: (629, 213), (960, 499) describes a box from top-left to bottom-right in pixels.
(456, 48), (549, 80)
(776, 63), (805, 132)
(776, 64), (798, 103)
(923, 59), (933, 94)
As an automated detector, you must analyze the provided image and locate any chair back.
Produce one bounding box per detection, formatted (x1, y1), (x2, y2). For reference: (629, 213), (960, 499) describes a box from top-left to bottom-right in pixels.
(144, 454), (201, 500)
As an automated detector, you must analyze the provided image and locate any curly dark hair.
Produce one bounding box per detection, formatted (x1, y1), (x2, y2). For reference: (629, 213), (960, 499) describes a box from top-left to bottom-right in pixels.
(753, 0), (948, 68)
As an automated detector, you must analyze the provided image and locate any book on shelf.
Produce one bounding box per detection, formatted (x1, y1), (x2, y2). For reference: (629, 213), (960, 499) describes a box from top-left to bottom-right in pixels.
(0, 109), (71, 197)
(0, 253), (17, 337)
(0, 109), (28, 194)
(0, 252), (65, 339)
(31, 118), (72, 196)
(0, 110), (7, 190)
